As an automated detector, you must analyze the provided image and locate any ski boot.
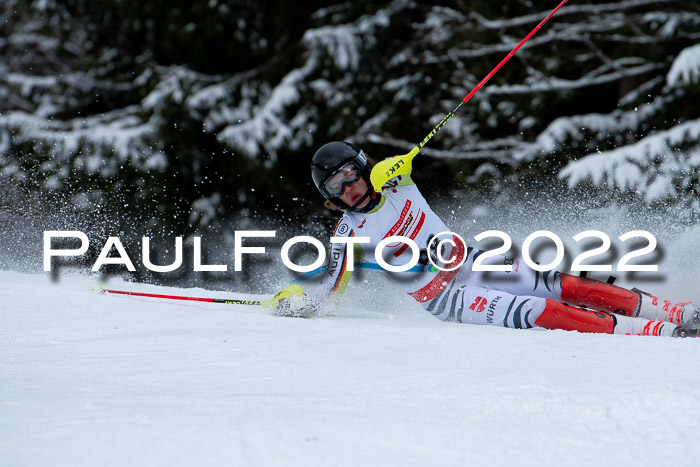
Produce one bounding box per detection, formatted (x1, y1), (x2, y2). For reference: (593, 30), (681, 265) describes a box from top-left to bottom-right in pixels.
(612, 314), (680, 337)
(633, 288), (700, 330)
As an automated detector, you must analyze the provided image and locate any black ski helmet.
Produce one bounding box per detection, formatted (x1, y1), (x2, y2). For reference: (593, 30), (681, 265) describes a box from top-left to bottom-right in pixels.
(311, 141), (375, 210)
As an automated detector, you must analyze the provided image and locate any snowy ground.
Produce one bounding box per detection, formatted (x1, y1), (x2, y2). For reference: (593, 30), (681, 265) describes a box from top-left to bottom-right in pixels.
(2, 269), (700, 467)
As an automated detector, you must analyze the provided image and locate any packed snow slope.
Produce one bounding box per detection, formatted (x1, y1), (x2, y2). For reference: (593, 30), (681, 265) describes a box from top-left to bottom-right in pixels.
(1, 269), (700, 467)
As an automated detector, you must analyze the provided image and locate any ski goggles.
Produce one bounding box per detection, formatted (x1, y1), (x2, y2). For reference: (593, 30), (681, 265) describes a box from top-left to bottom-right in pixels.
(322, 161), (362, 197)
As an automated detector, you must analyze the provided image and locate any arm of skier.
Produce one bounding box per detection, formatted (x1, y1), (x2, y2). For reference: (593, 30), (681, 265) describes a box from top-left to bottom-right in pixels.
(307, 218), (362, 304)
(273, 218), (362, 316)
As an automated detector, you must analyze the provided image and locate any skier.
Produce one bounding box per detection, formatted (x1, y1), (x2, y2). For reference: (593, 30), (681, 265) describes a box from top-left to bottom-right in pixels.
(275, 141), (699, 337)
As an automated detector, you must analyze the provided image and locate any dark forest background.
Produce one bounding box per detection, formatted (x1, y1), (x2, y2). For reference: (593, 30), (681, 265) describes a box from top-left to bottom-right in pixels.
(1, 0), (699, 285)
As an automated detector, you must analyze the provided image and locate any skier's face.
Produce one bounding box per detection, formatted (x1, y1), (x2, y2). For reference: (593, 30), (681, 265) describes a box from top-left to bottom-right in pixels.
(338, 176), (370, 209)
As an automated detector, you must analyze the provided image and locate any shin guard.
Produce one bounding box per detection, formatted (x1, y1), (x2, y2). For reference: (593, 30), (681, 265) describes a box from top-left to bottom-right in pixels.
(535, 299), (681, 336)
(559, 273), (640, 316)
(535, 300), (616, 334)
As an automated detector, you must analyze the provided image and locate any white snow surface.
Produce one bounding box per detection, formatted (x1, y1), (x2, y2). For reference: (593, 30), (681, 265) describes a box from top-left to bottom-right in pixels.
(2, 269), (700, 466)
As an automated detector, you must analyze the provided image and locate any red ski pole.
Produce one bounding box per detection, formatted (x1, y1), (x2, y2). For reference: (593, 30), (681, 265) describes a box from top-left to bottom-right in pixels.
(370, 0), (569, 191)
(100, 284), (306, 308)
(101, 286), (263, 306)
(460, 0), (569, 107)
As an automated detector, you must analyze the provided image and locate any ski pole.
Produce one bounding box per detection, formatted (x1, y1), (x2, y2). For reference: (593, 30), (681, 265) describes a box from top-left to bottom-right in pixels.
(100, 284), (305, 308)
(101, 287), (262, 305)
(290, 260), (433, 284)
(370, 0), (569, 191)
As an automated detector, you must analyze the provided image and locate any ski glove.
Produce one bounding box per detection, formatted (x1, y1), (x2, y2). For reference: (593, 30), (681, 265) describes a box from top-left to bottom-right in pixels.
(267, 285), (319, 318)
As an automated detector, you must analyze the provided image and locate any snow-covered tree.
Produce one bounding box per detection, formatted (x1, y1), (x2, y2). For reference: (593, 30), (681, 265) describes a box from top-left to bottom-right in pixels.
(558, 44), (700, 210)
(1, 0), (699, 236)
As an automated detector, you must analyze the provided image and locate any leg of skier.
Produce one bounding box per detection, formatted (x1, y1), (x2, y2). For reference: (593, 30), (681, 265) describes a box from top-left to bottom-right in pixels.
(534, 299), (683, 337)
(461, 248), (564, 301)
(558, 273), (700, 330)
(428, 280), (682, 337)
(462, 249), (700, 330)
